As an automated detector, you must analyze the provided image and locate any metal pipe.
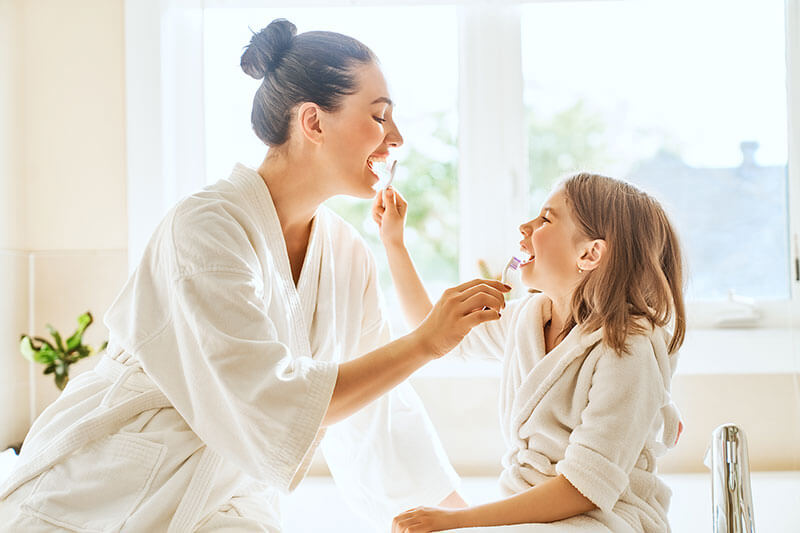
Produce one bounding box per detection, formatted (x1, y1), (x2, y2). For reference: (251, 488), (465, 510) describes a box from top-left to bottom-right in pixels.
(706, 423), (756, 533)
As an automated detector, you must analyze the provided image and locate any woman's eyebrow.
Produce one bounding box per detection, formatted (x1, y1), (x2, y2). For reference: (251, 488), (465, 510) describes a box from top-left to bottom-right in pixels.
(371, 96), (393, 106)
(542, 206), (556, 217)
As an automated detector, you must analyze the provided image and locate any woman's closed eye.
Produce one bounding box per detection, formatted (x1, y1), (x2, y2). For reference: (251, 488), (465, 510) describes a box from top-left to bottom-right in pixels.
(373, 116), (387, 124)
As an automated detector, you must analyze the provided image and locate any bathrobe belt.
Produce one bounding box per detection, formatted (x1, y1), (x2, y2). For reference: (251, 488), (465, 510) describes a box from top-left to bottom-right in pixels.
(0, 350), (223, 532)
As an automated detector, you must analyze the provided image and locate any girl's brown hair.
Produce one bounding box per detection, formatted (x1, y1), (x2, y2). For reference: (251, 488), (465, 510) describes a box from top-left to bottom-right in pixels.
(561, 173), (686, 355)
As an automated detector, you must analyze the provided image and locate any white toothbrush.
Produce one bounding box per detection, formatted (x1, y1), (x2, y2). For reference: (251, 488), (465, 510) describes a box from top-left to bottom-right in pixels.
(383, 160), (398, 190)
(501, 256), (522, 285)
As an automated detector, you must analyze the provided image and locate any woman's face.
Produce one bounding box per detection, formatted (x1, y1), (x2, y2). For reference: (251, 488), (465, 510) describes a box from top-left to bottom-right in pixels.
(320, 62), (403, 198)
(518, 188), (586, 299)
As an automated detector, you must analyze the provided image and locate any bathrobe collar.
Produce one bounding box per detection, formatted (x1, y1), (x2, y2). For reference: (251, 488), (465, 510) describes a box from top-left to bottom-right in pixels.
(228, 163), (333, 361)
(504, 295), (604, 439)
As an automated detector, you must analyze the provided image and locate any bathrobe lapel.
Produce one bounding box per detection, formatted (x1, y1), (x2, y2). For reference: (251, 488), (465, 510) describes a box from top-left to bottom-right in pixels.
(302, 210), (341, 363)
(255, 181), (317, 361)
(502, 297), (604, 445)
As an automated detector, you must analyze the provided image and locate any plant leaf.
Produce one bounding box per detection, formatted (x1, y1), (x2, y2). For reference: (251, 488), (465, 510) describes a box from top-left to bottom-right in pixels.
(66, 312), (93, 352)
(32, 336), (56, 352)
(19, 336), (37, 362)
(20, 336), (59, 364)
(46, 324), (66, 353)
(36, 344), (59, 364)
(43, 364), (56, 374)
(54, 370), (68, 391)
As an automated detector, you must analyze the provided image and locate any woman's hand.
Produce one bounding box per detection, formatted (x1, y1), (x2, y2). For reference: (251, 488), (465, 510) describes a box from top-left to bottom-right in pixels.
(411, 278), (510, 359)
(392, 506), (463, 533)
(372, 187), (408, 247)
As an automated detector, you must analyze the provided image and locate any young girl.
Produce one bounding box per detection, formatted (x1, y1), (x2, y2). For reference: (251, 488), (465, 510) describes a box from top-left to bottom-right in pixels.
(374, 173), (685, 532)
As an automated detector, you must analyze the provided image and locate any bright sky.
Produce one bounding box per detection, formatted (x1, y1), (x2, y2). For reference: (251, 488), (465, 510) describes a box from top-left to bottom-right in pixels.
(521, 0), (787, 169)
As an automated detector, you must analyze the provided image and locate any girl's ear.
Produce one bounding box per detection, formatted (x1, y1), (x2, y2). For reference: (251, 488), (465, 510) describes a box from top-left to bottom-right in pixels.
(296, 102), (324, 145)
(577, 239), (607, 272)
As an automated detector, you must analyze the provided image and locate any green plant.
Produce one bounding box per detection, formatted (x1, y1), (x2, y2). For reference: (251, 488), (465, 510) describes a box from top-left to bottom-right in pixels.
(19, 312), (107, 391)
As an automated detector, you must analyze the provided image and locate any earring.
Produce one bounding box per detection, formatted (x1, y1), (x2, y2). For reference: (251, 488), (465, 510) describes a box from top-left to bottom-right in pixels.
(577, 265), (584, 274)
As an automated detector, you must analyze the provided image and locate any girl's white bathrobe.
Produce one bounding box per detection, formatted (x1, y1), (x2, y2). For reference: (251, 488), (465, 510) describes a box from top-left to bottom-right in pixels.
(447, 293), (681, 533)
(0, 164), (458, 532)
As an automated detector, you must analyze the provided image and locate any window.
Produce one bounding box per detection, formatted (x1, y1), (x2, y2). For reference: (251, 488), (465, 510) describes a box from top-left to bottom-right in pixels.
(521, 0), (789, 301)
(203, 5), (459, 333)
(127, 0), (799, 333)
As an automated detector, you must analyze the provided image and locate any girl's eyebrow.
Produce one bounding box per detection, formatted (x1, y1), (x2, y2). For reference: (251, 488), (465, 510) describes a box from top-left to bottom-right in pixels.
(542, 206), (556, 217)
(371, 96), (393, 106)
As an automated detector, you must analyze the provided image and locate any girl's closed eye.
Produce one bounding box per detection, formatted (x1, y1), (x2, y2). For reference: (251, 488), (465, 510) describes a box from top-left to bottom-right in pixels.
(373, 116), (386, 124)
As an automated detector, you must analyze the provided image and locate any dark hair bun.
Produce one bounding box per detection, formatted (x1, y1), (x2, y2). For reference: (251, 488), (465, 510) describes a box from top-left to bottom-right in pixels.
(241, 19), (297, 80)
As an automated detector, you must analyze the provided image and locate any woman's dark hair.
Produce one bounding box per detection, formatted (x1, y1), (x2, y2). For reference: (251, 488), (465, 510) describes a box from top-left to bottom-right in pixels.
(240, 19), (377, 146)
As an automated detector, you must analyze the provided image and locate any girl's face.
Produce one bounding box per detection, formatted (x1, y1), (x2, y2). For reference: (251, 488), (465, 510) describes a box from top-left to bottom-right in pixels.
(319, 62), (403, 198)
(518, 188), (587, 299)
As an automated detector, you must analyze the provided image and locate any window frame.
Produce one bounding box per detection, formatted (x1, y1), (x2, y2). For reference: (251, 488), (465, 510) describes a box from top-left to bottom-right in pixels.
(125, 0), (800, 330)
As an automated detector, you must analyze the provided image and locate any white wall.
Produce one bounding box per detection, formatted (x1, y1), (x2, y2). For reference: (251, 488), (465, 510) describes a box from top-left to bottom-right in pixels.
(0, 0), (129, 447)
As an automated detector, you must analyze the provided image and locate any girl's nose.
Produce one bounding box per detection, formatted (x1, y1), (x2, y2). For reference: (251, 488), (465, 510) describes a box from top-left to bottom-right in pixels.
(519, 221), (532, 236)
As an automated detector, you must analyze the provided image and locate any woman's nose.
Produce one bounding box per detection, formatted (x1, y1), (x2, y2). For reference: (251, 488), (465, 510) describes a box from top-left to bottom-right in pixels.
(519, 222), (532, 236)
(385, 116), (404, 148)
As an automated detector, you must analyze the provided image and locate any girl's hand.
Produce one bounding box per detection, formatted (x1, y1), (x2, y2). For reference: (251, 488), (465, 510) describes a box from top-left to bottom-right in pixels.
(411, 278), (510, 359)
(371, 187), (408, 247)
(392, 506), (463, 533)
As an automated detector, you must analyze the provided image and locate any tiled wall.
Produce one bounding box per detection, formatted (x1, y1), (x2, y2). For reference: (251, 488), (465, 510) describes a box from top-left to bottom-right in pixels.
(27, 250), (128, 415)
(0, 251), (30, 448)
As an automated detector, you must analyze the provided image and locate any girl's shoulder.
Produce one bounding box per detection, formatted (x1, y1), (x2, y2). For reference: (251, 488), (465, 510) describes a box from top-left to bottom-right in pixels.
(584, 323), (675, 385)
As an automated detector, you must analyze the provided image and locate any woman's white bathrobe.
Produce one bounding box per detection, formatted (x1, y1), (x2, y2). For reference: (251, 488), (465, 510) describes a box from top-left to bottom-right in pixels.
(0, 164), (458, 532)
(447, 294), (681, 533)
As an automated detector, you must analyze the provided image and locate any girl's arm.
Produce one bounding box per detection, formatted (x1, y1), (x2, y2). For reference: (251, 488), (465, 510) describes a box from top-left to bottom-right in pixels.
(372, 188), (433, 328)
(392, 474), (596, 532)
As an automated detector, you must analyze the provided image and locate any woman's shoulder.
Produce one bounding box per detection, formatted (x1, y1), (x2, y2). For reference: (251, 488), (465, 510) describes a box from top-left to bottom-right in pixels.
(165, 186), (266, 277)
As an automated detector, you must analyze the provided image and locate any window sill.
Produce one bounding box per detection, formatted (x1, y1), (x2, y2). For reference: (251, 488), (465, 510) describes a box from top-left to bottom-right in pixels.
(413, 327), (800, 379)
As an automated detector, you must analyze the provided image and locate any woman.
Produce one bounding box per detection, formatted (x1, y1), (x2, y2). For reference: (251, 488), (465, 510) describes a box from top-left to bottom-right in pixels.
(0, 19), (508, 531)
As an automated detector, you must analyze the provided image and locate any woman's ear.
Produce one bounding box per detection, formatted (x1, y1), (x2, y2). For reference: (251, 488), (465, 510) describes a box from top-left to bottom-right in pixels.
(296, 102), (324, 145)
(577, 239), (607, 272)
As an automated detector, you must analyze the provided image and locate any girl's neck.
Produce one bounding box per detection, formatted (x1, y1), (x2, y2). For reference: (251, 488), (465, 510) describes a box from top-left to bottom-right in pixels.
(544, 294), (572, 354)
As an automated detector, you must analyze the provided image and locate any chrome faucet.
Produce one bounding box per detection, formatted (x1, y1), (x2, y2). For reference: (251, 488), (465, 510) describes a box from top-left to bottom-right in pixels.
(706, 424), (756, 532)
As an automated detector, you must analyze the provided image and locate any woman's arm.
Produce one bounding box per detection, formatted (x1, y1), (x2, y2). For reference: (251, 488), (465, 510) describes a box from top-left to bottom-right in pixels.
(322, 277), (509, 426)
(392, 474), (596, 532)
(372, 188), (433, 328)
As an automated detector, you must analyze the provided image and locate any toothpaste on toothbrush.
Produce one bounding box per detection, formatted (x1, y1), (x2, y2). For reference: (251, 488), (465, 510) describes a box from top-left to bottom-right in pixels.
(501, 256), (522, 286)
(372, 159), (398, 191)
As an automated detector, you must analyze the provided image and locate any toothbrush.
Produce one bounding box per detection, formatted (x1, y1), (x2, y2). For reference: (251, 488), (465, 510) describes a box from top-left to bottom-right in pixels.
(383, 159), (398, 190)
(501, 256), (522, 286)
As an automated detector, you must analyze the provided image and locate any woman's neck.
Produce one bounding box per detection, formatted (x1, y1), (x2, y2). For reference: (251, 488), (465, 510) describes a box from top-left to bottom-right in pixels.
(257, 149), (331, 284)
(257, 149), (328, 234)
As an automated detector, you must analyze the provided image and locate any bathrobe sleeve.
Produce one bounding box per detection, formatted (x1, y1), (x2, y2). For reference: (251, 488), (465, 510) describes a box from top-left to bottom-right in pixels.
(555, 336), (666, 513)
(447, 296), (524, 361)
(320, 249), (460, 527)
(143, 269), (339, 492)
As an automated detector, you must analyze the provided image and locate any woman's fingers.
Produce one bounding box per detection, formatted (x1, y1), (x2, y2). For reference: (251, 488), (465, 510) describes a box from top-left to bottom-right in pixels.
(454, 278), (511, 294)
(387, 187), (408, 217)
(457, 283), (506, 308)
(465, 308), (502, 327)
(460, 293), (504, 315)
(372, 187), (385, 210)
